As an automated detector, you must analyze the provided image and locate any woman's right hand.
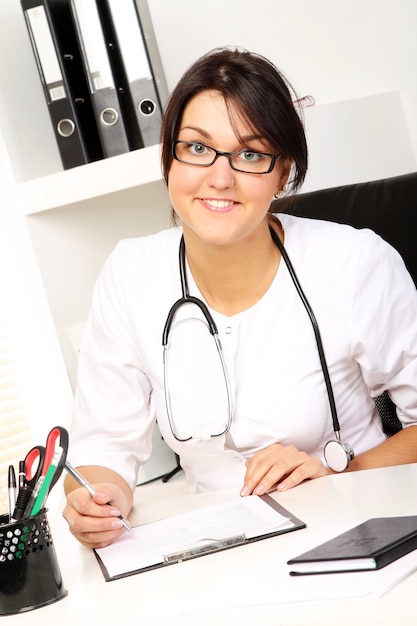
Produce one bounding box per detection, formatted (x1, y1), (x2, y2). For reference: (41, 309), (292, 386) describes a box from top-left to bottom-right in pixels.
(63, 469), (133, 548)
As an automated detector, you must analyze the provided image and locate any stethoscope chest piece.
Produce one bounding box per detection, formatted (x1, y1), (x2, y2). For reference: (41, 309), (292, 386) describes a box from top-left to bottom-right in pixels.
(324, 438), (355, 472)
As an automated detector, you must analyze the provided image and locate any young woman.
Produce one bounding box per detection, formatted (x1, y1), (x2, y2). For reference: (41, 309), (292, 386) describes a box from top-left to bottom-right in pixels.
(63, 48), (417, 548)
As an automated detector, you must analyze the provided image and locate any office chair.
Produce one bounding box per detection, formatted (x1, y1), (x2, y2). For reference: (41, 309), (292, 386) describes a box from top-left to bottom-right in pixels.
(271, 171), (417, 437)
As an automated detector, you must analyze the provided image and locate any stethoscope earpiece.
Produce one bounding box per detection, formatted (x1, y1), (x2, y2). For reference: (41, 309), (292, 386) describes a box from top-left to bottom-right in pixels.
(324, 438), (355, 472)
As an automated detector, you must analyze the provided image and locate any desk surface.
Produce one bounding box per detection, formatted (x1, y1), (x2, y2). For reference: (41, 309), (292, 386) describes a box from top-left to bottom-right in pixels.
(6, 464), (417, 625)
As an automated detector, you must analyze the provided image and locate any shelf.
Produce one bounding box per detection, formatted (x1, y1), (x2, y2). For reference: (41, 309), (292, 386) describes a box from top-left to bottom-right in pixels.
(18, 144), (163, 215)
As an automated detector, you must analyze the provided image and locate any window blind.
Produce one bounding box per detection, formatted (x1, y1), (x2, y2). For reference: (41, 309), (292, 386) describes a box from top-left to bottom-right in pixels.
(0, 314), (32, 515)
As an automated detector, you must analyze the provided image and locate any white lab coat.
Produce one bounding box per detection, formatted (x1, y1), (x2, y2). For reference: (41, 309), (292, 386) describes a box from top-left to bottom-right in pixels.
(70, 214), (417, 492)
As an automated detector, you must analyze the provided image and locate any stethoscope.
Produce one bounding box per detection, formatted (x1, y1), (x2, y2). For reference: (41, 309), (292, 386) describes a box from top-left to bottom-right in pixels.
(162, 226), (354, 472)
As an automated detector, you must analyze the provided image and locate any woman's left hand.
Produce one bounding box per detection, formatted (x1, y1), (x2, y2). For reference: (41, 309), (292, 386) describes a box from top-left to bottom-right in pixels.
(240, 442), (330, 496)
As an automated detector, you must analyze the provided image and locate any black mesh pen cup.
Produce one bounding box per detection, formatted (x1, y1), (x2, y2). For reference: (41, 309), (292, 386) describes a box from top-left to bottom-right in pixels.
(0, 510), (67, 615)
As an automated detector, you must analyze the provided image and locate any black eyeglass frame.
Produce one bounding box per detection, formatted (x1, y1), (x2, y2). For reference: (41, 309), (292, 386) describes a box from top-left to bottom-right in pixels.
(172, 140), (282, 174)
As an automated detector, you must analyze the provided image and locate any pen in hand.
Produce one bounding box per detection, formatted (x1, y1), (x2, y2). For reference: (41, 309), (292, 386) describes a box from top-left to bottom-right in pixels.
(64, 461), (133, 534)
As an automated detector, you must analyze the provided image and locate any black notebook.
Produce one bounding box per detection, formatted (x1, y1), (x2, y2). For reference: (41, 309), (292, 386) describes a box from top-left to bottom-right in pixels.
(287, 515), (417, 575)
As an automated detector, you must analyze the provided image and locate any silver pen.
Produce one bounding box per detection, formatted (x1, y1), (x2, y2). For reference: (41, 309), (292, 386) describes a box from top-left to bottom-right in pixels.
(65, 460), (133, 533)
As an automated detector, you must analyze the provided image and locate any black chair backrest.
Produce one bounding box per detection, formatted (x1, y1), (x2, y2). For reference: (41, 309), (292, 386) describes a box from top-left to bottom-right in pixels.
(271, 171), (417, 437)
(271, 171), (417, 286)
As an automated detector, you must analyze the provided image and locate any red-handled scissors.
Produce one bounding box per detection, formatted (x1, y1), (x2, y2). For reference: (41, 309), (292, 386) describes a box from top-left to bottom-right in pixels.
(24, 426), (69, 492)
(11, 426), (69, 521)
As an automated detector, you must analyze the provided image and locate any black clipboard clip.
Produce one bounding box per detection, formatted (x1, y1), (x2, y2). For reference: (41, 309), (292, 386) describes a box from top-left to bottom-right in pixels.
(163, 533), (247, 564)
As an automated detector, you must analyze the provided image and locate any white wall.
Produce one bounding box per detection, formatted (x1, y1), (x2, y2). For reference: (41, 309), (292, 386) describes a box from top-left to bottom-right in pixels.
(1, 0), (416, 180)
(0, 127), (73, 443)
(146, 0), (417, 164)
(26, 182), (171, 386)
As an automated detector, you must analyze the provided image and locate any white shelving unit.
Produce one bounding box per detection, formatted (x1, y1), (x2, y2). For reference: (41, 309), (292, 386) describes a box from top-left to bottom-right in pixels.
(0, 0), (176, 482)
(20, 144), (163, 214)
(0, 1), (165, 217)
(0, 0), (170, 387)
(0, 2), (171, 390)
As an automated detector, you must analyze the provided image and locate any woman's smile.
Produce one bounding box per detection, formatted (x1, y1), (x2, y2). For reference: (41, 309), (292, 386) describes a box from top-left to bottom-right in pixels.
(200, 198), (239, 212)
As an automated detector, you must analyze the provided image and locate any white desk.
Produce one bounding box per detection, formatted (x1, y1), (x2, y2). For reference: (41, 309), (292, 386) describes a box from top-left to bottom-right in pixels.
(7, 464), (417, 625)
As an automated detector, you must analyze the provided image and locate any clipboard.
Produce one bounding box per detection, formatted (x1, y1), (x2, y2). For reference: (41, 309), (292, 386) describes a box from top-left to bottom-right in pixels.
(94, 495), (306, 581)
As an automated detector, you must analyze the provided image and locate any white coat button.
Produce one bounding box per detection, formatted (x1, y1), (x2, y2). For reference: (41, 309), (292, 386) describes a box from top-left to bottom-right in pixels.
(225, 326), (232, 334)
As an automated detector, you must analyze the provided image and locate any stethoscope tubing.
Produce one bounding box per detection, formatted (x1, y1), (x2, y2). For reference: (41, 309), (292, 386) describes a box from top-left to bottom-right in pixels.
(161, 227), (351, 469)
(162, 237), (234, 441)
(268, 226), (342, 437)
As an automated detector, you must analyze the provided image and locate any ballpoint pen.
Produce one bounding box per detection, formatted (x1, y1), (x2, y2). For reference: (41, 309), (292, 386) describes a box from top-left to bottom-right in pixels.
(11, 484), (31, 522)
(64, 461), (133, 533)
(18, 460), (26, 489)
(8, 465), (17, 522)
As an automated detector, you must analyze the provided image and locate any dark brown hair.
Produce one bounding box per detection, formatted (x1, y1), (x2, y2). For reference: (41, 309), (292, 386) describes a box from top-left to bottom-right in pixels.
(161, 47), (308, 196)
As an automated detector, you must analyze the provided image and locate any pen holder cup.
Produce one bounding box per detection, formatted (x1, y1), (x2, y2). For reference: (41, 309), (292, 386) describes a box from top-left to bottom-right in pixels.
(0, 510), (67, 615)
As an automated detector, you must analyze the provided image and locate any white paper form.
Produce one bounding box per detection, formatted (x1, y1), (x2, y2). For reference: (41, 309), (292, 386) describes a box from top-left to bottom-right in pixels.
(95, 495), (301, 579)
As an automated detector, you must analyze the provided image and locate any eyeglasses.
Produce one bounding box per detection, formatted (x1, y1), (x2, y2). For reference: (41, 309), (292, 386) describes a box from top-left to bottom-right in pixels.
(172, 140), (282, 174)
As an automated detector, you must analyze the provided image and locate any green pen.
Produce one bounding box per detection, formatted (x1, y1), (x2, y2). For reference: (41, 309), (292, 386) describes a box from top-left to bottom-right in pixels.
(30, 447), (63, 516)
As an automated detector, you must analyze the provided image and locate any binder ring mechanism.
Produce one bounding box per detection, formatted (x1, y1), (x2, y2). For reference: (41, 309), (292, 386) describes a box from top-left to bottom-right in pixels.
(100, 108), (119, 127)
(163, 533), (247, 564)
(57, 118), (76, 138)
(139, 98), (157, 117)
